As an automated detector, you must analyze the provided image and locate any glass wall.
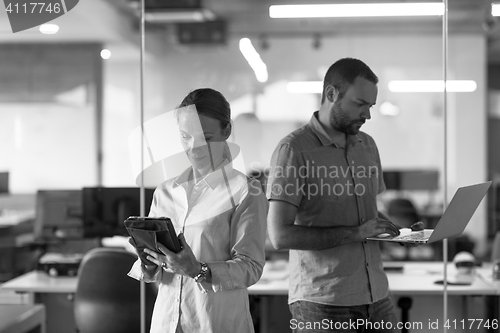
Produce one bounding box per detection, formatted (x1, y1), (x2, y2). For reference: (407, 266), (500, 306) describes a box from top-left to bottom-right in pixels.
(0, 0), (489, 253)
(0, 44), (101, 192)
(0, 0), (495, 329)
(0, 1), (490, 245)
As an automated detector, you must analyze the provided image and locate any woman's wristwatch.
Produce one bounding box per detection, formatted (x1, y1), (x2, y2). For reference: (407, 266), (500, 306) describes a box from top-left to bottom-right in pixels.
(193, 262), (208, 283)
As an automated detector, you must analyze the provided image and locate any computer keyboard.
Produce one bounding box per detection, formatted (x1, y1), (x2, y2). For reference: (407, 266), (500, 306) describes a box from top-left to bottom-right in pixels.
(394, 230), (433, 241)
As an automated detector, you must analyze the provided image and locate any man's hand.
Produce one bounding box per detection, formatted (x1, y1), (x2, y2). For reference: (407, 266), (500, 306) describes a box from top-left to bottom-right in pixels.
(397, 221), (426, 247)
(358, 217), (400, 239)
(410, 221), (425, 231)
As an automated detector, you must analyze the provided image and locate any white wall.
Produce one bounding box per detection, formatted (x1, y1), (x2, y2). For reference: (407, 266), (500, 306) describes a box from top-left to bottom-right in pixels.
(0, 102), (96, 192)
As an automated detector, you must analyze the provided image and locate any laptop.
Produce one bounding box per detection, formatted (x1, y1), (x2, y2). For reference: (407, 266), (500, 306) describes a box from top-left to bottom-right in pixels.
(367, 181), (492, 244)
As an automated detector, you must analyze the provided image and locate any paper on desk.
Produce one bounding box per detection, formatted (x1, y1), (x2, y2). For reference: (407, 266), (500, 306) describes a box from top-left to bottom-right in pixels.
(101, 235), (137, 254)
(0, 210), (35, 227)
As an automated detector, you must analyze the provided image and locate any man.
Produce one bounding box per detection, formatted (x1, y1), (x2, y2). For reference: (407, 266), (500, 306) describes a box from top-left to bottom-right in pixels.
(267, 58), (400, 332)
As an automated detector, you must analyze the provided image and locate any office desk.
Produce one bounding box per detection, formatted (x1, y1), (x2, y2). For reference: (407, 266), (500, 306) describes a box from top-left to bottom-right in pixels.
(2, 272), (77, 333)
(248, 261), (499, 296)
(1, 271), (76, 296)
(0, 304), (45, 333)
(3, 263), (499, 333)
(386, 262), (498, 295)
(248, 261), (500, 333)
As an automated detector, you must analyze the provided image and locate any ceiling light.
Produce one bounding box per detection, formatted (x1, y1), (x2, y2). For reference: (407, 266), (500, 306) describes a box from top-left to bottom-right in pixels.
(143, 9), (215, 23)
(287, 81), (322, 93)
(269, 3), (444, 18)
(388, 80), (477, 93)
(127, 1), (216, 23)
(39, 24), (59, 34)
(239, 38), (268, 83)
(100, 49), (112, 60)
(493, 3), (500, 17)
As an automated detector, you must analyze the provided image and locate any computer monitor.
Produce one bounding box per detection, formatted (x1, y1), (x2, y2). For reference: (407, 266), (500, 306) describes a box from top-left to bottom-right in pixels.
(383, 170), (439, 191)
(82, 187), (154, 238)
(383, 171), (401, 191)
(0, 172), (9, 194)
(34, 190), (83, 240)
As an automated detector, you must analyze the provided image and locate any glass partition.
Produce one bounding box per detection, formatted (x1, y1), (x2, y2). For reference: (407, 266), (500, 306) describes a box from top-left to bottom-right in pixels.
(0, 0), (495, 331)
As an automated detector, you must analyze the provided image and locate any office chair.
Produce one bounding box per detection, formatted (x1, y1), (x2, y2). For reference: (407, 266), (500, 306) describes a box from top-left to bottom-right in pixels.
(386, 198), (441, 261)
(387, 198), (420, 228)
(74, 247), (156, 333)
(386, 198), (424, 261)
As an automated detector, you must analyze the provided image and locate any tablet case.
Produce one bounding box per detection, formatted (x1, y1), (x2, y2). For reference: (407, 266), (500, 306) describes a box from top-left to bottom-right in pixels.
(124, 216), (181, 266)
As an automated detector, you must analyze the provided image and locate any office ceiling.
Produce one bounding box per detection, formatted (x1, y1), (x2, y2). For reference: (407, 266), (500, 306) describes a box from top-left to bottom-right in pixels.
(0, 0), (499, 63)
(203, 0), (500, 64)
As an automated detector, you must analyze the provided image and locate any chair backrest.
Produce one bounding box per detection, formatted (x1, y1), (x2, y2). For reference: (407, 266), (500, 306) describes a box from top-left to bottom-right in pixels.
(74, 247), (156, 333)
(387, 198), (421, 228)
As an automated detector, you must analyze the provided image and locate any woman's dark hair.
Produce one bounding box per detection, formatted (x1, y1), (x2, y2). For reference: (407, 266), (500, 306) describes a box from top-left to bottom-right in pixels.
(321, 57), (378, 104)
(178, 88), (231, 135)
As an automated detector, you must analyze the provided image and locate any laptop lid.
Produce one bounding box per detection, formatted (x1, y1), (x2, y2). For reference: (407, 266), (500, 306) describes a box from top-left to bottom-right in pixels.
(367, 181), (492, 243)
(427, 181), (492, 243)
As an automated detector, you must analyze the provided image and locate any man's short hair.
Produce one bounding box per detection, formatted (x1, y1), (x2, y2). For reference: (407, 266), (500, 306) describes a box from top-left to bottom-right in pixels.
(321, 58), (379, 104)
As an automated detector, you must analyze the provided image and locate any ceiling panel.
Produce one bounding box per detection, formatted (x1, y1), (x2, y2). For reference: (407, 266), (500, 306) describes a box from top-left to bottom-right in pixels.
(0, 0), (499, 63)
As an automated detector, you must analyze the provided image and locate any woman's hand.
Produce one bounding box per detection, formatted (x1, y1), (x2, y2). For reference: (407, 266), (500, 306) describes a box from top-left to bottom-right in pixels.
(144, 233), (201, 278)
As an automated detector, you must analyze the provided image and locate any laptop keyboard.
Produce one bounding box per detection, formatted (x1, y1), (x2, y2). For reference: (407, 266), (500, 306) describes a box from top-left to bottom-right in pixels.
(394, 230), (433, 241)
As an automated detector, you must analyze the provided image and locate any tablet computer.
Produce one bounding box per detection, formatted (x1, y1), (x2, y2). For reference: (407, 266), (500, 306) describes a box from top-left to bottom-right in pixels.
(124, 216), (181, 265)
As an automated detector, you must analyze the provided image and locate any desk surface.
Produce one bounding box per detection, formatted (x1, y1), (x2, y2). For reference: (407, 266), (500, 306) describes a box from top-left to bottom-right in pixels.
(2, 262), (499, 297)
(386, 262), (498, 296)
(249, 261), (500, 296)
(0, 304), (45, 333)
(1, 271), (77, 294)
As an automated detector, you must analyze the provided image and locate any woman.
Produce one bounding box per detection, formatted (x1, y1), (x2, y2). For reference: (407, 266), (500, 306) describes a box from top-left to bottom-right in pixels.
(128, 88), (268, 333)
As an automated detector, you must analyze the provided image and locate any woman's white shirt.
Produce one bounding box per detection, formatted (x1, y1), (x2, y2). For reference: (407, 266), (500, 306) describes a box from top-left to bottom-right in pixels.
(128, 162), (268, 333)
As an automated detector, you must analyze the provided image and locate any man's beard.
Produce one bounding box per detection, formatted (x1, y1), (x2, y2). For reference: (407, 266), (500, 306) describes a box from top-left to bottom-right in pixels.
(329, 103), (365, 135)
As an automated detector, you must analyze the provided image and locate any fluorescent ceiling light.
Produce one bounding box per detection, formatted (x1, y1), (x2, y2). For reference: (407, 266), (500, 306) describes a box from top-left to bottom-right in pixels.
(492, 3), (500, 17)
(239, 38), (268, 83)
(288, 80), (477, 94)
(39, 24), (59, 34)
(143, 9), (215, 23)
(269, 3), (444, 18)
(127, 0), (216, 23)
(287, 81), (322, 93)
(388, 80), (477, 93)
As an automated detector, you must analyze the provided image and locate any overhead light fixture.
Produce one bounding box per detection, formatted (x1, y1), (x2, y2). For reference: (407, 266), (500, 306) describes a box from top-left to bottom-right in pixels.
(269, 3), (444, 18)
(287, 80), (477, 94)
(39, 24), (59, 34)
(239, 38), (268, 83)
(492, 3), (500, 17)
(388, 80), (477, 92)
(287, 81), (322, 93)
(143, 8), (215, 23)
(100, 49), (112, 60)
(128, 0), (216, 23)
